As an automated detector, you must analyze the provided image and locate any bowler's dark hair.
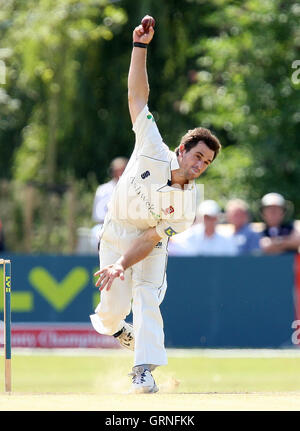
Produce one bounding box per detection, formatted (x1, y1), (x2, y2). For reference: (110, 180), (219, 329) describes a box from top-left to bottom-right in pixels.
(175, 127), (221, 160)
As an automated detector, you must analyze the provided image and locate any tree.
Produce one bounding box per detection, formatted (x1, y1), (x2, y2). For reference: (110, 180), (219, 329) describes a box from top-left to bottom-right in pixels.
(182, 0), (300, 215)
(0, 0), (127, 185)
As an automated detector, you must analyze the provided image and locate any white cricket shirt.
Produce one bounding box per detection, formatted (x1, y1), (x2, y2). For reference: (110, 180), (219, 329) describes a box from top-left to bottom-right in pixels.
(103, 105), (197, 240)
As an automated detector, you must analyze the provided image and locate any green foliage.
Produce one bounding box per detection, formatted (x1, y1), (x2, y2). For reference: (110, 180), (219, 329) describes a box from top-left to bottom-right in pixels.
(13, 120), (47, 183)
(0, 0), (128, 184)
(0, 0), (299, 252)
(197, 145), (254, 210)
(183, 0), (300, 212)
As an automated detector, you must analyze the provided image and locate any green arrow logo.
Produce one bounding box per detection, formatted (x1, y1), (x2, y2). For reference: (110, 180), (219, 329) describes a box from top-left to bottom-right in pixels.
(29, 267), (89, 311)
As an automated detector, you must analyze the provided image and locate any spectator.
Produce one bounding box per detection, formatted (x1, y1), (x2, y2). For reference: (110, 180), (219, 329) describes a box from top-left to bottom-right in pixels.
(225, 199), (261, 255)
(92, 157), (128, 224)
(90, 157), (128, 250)
(0, 219), (5, 252)
(168, 200), (237, 256)
(260, 192), (300, 254)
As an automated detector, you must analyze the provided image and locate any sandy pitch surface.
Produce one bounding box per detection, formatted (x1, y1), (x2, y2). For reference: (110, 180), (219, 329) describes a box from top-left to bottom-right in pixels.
(1, 392), (300, 411)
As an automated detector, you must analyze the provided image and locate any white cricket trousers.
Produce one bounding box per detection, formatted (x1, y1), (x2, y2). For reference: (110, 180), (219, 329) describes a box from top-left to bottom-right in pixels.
(90, 219), (168, 367)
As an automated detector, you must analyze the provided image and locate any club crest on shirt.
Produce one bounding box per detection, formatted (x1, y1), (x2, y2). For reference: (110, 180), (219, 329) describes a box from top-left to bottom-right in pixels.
(164, 226), (177, 237)
(147, 113), (155, 122)
(162, 205), (174, 215)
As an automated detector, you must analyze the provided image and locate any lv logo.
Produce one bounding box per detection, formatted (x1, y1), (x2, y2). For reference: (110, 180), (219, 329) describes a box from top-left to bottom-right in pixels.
(29, 267), (89, 311)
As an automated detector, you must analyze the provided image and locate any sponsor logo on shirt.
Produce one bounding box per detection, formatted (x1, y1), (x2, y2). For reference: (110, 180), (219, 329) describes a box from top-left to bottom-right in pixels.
(130, 176), (161, 220)
(164, 226), (177, 237)
(155, 241), (163, 248)
(141, 170), (150, 180)
(162, 205), (174, 215)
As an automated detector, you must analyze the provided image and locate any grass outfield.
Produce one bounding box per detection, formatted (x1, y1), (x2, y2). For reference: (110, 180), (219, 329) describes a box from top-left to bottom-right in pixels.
(1, 349), (300, 410)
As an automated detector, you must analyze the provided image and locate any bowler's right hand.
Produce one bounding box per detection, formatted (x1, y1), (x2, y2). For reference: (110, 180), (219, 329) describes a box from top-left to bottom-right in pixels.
(94, 262), (125, 291)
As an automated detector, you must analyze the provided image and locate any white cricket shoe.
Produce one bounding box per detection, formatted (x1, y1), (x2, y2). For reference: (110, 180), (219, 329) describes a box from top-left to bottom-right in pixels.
(113, 322), (134, 351)
(129, 366), (159, 394)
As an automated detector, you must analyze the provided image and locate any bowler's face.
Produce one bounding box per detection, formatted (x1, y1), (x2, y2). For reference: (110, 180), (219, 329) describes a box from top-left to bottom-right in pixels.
(180, 142), (215, 180)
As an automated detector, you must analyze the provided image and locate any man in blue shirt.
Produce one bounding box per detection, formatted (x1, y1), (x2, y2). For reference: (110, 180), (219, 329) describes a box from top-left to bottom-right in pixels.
(226, 199), (261, 255)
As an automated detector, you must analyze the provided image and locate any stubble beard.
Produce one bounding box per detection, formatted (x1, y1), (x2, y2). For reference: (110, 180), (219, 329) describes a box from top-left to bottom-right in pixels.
(187, 167), (201, 181)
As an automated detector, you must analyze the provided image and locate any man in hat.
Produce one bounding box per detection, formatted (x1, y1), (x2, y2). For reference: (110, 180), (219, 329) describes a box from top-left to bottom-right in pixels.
(260, 193), (300, 254)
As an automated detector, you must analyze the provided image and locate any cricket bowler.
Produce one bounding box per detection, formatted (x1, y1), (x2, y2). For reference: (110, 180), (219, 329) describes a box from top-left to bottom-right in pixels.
(90, 16), (221, 393)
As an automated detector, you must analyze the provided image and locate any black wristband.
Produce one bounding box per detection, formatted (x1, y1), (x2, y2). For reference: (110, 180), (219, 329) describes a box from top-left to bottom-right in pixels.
(133, 42), (148, 48)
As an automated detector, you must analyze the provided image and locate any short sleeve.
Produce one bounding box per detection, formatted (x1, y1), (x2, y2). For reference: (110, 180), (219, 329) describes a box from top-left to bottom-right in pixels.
(155, 219), (194, 240)
(132, 105), (169, 160)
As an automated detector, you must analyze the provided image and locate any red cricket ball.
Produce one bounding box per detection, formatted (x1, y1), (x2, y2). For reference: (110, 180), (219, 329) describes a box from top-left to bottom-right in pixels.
(141, 15), (155, 33)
